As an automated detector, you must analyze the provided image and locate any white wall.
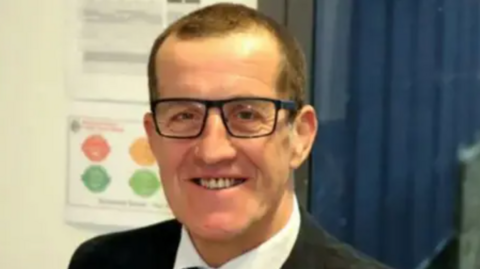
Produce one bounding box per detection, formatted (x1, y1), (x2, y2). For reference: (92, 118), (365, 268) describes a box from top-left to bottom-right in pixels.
(0, 0), (99, 268)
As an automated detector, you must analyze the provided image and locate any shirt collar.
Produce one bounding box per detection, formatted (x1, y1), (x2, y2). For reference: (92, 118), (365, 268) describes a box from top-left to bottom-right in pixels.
(173, 196), (301, 269)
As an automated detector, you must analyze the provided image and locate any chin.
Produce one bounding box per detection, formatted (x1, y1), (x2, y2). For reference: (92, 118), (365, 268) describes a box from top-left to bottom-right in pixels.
(195, 227), (241, 241)
(187, 213), (251, 241)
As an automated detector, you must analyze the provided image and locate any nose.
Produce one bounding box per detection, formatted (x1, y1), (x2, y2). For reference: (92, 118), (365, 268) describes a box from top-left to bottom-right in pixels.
(194, 109), (237, 165)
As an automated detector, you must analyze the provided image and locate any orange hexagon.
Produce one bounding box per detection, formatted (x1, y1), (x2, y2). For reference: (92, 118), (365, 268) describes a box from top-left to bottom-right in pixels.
(129, 137), (155, 166)
(82, 135), (110, 162)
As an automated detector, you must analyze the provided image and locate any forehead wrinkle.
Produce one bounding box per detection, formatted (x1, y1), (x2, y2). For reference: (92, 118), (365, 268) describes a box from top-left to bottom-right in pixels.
(155, 32), (282, 98)
(157, 61), (277, 98)
(158, 52), (279, 84)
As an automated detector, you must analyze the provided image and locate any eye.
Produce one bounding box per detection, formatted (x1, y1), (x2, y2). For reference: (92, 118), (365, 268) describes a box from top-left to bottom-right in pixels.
(171, 112), (199, 121)
(236, 110), (256, 120)
(225, 100), (273, 123)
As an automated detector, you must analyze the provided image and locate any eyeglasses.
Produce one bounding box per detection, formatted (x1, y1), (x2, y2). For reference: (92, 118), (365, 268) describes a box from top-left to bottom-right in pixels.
(150, 97), (297, 139)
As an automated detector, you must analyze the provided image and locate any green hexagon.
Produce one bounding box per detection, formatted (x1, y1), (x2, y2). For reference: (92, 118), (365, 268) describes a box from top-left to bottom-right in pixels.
(81, 165), (111, 193)
(129, 169), (160, 198)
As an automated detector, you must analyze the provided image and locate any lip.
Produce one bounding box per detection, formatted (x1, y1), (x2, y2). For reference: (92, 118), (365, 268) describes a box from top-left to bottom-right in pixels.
(187, 179), (248, 195)
(185, 176), (250, 192)
(185, 175), (249, 181)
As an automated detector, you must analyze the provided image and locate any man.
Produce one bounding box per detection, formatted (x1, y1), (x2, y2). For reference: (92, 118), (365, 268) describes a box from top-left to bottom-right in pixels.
(68, 3), (391, 269)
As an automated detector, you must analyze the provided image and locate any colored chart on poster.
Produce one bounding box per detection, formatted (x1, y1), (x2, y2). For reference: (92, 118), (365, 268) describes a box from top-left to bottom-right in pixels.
(129, 137), (156, 166)
(66, 110), (173, 228)
(81, 165), (111, 193)
(129, 169), (161, 198)
(82, 135), (111, 162)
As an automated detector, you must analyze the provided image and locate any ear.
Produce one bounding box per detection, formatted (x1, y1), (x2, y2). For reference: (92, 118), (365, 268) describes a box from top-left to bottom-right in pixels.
(289, 105), (318, 169)
(143, 112), (157, 140)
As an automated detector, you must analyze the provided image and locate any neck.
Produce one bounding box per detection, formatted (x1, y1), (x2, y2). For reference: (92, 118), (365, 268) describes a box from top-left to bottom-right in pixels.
(190, 192), (295, 268)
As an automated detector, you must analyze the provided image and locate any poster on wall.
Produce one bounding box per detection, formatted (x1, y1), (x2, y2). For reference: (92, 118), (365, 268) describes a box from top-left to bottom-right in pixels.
(64, 101), (174, 228)
(65, 0), (258, 104)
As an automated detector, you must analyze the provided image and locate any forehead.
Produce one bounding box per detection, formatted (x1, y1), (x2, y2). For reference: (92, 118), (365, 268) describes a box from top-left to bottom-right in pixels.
(155, 31), (282, 99)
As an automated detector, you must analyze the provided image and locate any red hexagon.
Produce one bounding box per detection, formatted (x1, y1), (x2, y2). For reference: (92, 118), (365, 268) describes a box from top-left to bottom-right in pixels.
(82, 135), (110, 162)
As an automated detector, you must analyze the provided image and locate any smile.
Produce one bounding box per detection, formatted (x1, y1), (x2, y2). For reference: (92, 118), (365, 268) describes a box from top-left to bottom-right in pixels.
(192, 178), (246, 190)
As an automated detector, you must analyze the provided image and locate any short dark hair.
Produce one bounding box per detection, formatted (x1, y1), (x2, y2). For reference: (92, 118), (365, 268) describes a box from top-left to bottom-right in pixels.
(147, 3), (306, 110)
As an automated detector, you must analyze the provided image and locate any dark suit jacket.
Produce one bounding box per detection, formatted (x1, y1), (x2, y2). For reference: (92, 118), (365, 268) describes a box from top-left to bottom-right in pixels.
(68, 208), (392, 269)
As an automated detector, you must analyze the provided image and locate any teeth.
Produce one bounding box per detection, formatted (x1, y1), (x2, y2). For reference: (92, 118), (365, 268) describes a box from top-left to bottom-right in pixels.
(199, 178), (241, 189)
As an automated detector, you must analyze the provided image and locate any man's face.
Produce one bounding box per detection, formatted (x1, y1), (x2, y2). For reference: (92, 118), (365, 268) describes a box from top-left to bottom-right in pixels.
(144, 31), (316, 241)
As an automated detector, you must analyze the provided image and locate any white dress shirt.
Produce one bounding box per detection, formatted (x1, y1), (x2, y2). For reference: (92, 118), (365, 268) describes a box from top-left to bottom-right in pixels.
(173, 197), (301, 269)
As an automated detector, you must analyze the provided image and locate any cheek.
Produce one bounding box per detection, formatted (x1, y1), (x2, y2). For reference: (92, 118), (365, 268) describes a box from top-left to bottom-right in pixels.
(239, 138), (291, 187)
(150, 139), (191, 210)
(150, 138), (190, 176)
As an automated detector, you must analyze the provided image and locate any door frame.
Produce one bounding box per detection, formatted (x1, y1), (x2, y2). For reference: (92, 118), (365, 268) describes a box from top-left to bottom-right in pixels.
(258, 0), (315, 209)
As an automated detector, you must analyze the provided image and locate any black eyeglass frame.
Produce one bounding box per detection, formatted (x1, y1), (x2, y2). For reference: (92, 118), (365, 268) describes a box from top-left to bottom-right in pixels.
(150, 97), (297, 139)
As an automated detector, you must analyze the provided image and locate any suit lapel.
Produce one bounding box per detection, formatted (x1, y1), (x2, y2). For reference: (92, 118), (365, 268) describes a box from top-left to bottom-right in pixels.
(149, 220), (182, 269)
(281, 207), (328, 269)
